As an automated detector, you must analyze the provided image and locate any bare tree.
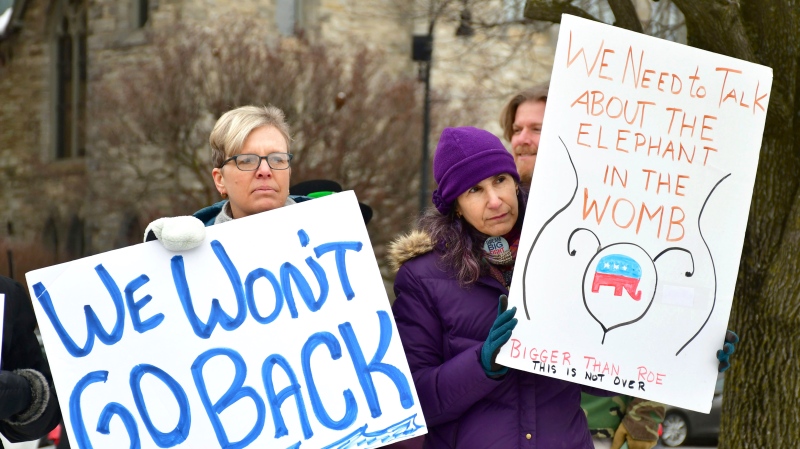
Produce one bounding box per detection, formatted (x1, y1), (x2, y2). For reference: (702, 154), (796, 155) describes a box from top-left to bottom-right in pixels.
(522, 0), (800, 447)
(90, 17), (481, 282)
(345, 0), (555, 102)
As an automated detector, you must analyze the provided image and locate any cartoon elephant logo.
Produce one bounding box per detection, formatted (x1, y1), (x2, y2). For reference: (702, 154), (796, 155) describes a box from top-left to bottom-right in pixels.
(579, 243), (661, 343)
(592, 254), (643, 301)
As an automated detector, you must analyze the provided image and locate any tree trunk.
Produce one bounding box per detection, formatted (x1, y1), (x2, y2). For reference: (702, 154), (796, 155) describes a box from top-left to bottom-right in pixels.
(722, 0), (800, 445)
(523, 0), (800, 446)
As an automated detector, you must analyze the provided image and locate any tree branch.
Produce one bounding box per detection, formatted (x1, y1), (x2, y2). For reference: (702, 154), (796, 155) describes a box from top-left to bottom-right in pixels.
(523, 0), (600, 24)
(671, 0), (754, 61)
(607, 0), (643, 33)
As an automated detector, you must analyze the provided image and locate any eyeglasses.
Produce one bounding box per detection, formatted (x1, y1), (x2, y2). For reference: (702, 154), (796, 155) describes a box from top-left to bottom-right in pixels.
(221, 153), (293, 171)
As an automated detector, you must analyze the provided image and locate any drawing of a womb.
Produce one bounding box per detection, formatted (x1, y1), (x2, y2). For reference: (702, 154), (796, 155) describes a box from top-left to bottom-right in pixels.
(519, 136), (729, 354)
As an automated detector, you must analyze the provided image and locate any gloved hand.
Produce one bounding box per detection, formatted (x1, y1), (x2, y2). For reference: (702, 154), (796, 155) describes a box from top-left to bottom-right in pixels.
(480, 295), (517, 377)
(143, 216), (206, 251)
(0, 370), (32, 420)
(611, 422), (657, 449)
(717, 330), (739, 372)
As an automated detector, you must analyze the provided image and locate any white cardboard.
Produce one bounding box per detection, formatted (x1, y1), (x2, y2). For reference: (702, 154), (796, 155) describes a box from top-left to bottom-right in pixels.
(26, 192), (426, 448)
(498, 15), (772, 413)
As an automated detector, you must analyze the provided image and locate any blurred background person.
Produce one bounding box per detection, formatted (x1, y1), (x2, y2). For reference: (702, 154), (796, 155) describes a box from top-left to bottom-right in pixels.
(499, 84), (548, 190)
(289, 179), (373, 225)
(0, 275), (61, 448)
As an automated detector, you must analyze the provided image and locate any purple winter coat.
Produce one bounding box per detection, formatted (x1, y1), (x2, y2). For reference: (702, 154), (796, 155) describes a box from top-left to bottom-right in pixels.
(389, 230), (601, 449)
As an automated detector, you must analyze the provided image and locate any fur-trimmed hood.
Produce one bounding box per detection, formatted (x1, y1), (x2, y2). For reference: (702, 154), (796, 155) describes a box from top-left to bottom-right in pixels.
(387, 229), (434, 273)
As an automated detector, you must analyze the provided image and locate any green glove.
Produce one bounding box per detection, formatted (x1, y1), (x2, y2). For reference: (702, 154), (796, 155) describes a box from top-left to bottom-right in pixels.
(480, 295), (517, 377)
(717, 330), (739, 372)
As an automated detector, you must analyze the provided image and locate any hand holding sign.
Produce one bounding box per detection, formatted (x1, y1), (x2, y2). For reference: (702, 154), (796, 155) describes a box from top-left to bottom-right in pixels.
(480, 295), (518, 377)
(0, 277), (61, 442)
(144, 216), (206, 251)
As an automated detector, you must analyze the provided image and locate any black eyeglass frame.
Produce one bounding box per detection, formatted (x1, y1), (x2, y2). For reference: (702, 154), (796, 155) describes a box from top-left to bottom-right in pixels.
(220, 152), (294, 171)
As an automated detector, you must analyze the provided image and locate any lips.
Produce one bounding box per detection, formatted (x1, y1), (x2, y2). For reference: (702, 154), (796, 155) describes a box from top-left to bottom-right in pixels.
(515, 144), (537, 157)
(252, 185), (277, 194)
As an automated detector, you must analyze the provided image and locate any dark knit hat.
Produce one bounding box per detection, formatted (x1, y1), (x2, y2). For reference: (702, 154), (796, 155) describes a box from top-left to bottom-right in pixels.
(291, 179), (373, 224)
(431, 126), (520, 214)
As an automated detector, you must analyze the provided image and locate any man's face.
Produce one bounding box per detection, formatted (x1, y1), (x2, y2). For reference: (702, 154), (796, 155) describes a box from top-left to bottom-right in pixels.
(510, 100), (546, 186)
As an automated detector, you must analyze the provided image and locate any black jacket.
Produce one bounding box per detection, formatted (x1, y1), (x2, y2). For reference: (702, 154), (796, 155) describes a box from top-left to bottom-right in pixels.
(0, 276), (61, 446)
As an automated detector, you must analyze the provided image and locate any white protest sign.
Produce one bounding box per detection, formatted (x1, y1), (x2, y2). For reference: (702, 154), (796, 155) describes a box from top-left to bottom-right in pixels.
(27, 192), (426, 448)
(498, 15), (772, 413)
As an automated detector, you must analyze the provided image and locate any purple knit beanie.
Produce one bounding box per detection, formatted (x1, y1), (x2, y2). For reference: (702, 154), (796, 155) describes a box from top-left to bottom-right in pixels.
(431, 126), (520, 215)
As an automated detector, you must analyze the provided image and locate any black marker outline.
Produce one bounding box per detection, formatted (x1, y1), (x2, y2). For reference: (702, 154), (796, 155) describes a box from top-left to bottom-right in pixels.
(522, 136), (578, 320)
(675, 173), (731, 355)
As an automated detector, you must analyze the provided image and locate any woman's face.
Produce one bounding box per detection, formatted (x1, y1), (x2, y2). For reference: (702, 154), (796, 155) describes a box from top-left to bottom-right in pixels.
(455, 173), (519, 236)
(212, 125), (291, 219)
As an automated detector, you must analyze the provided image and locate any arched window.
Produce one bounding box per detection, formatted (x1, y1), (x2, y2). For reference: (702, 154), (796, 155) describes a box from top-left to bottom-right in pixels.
(133, 0), (149, 29)
(53, 0), (87, 159)
(66, 215), (85, 259)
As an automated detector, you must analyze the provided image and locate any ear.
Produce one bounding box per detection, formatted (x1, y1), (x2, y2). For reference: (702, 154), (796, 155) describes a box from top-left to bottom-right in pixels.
(212, 168), (227, 197)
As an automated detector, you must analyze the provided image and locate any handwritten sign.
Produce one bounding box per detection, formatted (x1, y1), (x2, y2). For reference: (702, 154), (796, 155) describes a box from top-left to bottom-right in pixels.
(26, 192), (426, 448)
(498, 15), (772, 412)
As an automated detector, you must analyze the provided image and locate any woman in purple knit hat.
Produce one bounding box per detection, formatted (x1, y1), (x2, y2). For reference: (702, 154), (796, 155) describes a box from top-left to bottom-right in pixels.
(388, 126), (611, 449)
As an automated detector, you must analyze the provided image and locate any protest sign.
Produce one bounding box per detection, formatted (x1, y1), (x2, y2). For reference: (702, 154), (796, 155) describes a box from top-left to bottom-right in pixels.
(27, 192), (426, 448)
(498, 15), (772, 412)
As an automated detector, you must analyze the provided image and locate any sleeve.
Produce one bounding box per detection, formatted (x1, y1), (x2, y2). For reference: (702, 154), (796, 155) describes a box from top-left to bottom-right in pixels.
(620, 396), (665, 441)
(392, 266), (502, 428)
(0, 278), (62, 443)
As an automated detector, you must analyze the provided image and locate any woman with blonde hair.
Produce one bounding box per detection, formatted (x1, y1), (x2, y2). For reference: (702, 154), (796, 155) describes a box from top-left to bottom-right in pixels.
(145, 105), (306, 248)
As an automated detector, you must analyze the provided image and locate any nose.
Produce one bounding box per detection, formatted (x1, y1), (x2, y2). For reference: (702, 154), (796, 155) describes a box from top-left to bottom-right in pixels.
(520, 128), (536, 145)
(486, 187), (503, 209)
(255, 157), (273, 177)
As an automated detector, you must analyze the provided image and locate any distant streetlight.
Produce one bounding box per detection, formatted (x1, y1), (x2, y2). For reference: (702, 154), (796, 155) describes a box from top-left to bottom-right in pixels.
(412, 31), (433, 214)
(412, 1), (473, 214)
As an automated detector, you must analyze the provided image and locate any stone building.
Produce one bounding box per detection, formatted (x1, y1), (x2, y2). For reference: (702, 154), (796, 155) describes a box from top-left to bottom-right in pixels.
(0, 0), (555, 278)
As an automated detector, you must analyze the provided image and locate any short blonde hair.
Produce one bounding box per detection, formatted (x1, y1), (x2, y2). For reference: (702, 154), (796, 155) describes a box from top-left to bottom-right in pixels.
(210, 105), (291, 168)
(499, 84), (549, 142)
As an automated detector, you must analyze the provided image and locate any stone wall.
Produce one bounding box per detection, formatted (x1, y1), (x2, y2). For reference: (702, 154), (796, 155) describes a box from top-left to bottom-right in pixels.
(0, 0), (89, 260)
(0, 0), (555, 269)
